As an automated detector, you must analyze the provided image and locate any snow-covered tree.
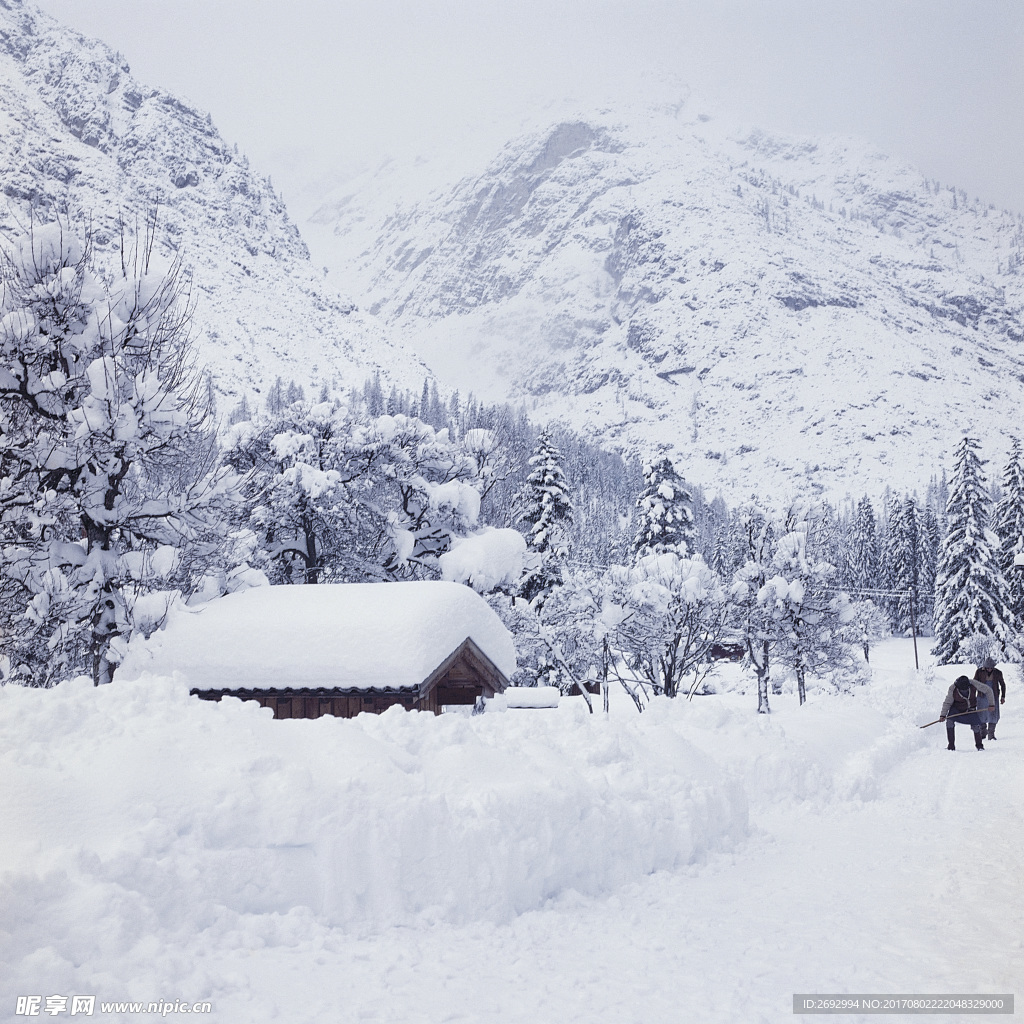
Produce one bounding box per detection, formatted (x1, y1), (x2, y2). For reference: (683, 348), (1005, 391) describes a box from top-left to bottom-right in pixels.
(515, 431), (573, 603)
(917, 504), (941, 631)
(601, 551), (729, 703)
(729, 509), (778, 713)
(0, 222), (233, 685)
(223, 399), (365, 584)
(993, 437), (1024, 625)
(932, 437), (1013, 664)
(632, 457), (695, 559)
(844, 495), (879, 590)
(888, 497), (921, 634)
(225, 400), (485, 585)
(844, 599), (890, 663)
(491, 572), (602, 710)
(729, 505), (860, 710)
(770, 525), (860, 703)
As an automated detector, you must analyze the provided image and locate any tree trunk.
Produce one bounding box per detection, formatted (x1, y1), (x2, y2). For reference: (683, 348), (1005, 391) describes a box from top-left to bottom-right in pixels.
(756, 640), (771, 714)
(796, 664), (806, 706)
(304, 523), (319, 584)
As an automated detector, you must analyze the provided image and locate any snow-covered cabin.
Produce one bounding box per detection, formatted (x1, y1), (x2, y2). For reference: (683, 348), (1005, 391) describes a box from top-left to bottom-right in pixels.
(118, 582), (517, 718)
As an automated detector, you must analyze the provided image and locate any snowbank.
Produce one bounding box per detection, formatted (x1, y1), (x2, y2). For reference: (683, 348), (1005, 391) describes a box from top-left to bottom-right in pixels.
(504, 685), (561, 708)
(0, 675), (746, 979)
(117, 581), (517, 690)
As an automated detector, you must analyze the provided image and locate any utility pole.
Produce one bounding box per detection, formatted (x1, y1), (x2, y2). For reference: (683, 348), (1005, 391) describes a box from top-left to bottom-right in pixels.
(908, 589), (919, 671)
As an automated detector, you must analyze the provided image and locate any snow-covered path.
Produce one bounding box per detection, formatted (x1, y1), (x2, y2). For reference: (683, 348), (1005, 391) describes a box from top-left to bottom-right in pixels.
(206, 684), (1024, 1023)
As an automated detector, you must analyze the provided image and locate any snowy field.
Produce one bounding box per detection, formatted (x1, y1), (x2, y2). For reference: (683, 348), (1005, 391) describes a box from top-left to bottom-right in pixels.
(2, 640), (1021, 1023)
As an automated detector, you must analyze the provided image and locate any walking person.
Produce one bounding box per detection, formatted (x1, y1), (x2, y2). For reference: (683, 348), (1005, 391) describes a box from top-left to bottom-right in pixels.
(939, 675), (996, 750)
(973, 657), (1006, 740)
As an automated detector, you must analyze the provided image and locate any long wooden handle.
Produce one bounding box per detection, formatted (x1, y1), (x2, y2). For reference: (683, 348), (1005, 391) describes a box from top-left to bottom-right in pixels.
(919, 708), (984, 729)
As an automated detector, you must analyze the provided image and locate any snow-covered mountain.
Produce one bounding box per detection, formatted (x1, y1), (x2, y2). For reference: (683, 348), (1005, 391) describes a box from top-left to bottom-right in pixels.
(309, 106), (1024, 501)
(0, 0), (428, 406)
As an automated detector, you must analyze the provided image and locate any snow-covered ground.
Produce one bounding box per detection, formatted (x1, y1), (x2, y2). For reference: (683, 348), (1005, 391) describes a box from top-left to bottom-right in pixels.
(2, 640), (1020, 1023)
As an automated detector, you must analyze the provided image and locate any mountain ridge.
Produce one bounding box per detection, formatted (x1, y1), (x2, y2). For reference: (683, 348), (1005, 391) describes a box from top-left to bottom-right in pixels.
(0, 0), (429, 406)
(307, 105), (1024, 501)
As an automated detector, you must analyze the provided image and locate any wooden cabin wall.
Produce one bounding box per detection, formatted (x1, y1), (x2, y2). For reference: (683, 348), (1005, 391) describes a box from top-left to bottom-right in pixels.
(253, 693), (420, 719)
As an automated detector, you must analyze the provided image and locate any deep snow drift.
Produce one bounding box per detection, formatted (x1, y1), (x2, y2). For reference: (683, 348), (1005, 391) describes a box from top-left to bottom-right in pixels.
(2, 641), (1021, 1023)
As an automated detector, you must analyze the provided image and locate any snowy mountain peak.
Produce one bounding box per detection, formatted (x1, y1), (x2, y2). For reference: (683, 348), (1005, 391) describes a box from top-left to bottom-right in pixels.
(309, 105), (1024, 501)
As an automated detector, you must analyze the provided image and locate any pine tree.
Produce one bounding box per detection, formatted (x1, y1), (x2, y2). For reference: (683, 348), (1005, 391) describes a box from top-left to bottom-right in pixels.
(879, 495), (903, 628)
(516, 431), (573, 603)
(891, 496), (921, 634)
(993, 437), (1024, 626)
(917, 505), (941, 631)
(419, 378), (431, 423)
(847, 496), (879, 591)
(932, 438), (1013, 663)
(632, 458), (695, 559)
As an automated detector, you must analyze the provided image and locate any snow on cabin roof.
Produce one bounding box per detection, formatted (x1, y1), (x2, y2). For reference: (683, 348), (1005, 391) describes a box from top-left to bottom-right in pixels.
(119, 582), (517, 692)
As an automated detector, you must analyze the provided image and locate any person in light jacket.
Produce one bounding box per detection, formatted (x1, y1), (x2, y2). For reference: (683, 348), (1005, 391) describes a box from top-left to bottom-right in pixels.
(940, 675), (995, 750)
(973, 657), (1006, 740)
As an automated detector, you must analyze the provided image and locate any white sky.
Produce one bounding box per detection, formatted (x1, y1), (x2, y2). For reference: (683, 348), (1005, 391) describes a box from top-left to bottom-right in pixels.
(35, 0), (1024, 215)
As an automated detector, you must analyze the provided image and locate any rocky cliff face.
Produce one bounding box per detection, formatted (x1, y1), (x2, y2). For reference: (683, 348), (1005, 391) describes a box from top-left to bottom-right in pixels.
(0, 0), (427, 405)
(312, 106), (1024, 500)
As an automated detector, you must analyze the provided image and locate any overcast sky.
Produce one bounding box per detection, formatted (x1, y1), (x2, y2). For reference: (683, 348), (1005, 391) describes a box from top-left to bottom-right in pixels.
(36, 0), (1024, 215)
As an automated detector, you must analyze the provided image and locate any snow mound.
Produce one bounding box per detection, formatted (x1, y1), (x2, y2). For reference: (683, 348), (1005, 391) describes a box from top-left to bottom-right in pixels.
(504, 686), (561, 708)
(0, 675), (747, 985)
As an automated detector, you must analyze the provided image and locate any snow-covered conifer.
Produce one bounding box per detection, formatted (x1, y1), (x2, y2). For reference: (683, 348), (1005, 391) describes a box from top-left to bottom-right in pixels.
(515, 431), (573, 603)
(993, 437), (1024, 625)
(632, 457), (694, 559)
(847, 496), (879, 592)
(932, 437), (1013, 663)
(917, 505), (941, 630)
(890, 497), (921, 634)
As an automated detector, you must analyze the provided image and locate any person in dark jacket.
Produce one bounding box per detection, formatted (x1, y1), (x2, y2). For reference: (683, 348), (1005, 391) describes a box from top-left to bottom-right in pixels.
(973, 657), (1006, 740)
(940, 675), (995, 750)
